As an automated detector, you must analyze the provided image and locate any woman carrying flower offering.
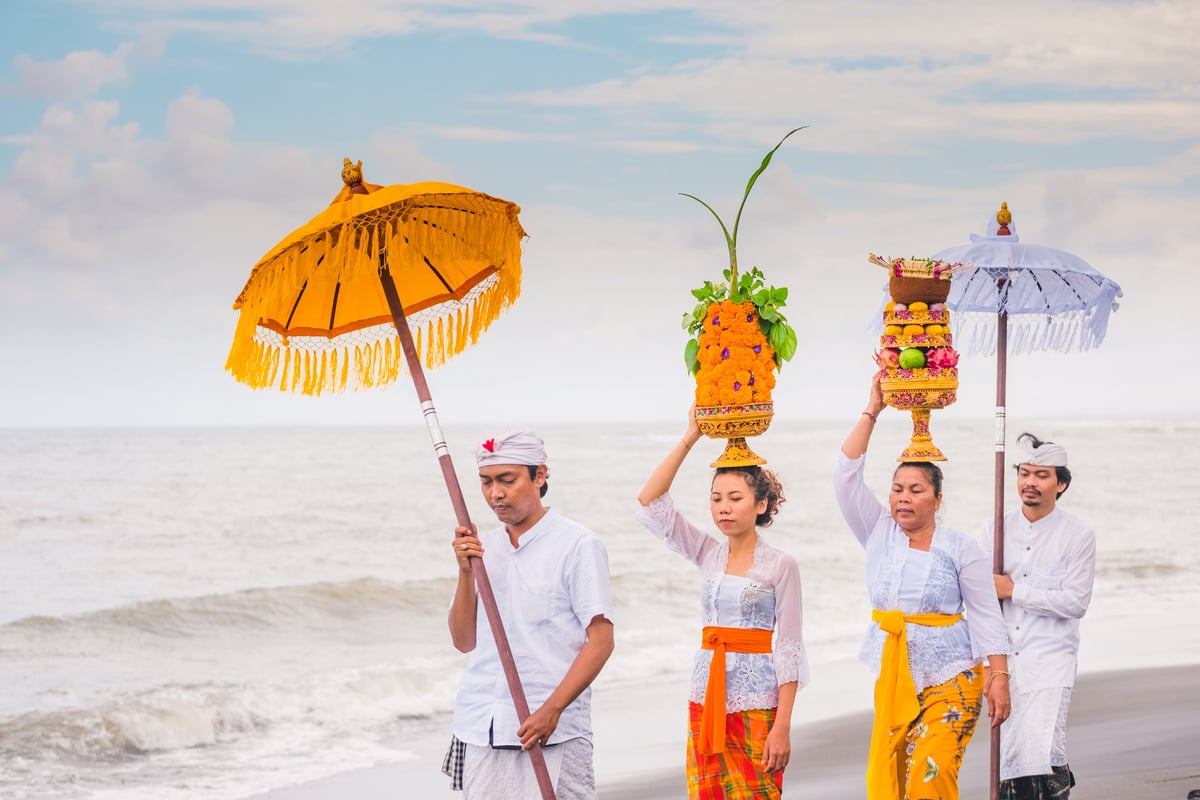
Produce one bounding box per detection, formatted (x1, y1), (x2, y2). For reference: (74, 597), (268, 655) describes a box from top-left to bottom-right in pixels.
(835, 371), (1012, 800)
(636, 407), (809, 799)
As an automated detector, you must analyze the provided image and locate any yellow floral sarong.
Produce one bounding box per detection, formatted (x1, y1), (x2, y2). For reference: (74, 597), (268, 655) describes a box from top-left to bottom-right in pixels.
(867, 609), (963, 800)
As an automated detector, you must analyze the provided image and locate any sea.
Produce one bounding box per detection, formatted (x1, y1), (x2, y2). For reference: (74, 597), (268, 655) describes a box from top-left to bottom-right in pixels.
(2, 418), (1197, 799)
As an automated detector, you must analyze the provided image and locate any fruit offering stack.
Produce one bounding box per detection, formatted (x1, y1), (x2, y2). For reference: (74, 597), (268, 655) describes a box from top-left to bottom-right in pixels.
(876, 298), (960, 402)
(867, 253), (970, 461)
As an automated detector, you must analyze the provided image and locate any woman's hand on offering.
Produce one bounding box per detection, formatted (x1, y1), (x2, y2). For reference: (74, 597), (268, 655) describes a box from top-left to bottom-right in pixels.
(865, 370), (885, 419)
(682, 404), (702, 451)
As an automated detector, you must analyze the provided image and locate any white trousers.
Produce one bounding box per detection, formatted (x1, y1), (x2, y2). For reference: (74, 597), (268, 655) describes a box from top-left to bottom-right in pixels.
(463, 738), (595, 800)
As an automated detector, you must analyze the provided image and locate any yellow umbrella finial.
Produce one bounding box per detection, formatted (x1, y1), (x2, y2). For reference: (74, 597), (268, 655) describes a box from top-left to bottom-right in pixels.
(342, 158), (368, 195)
(996, 202), (1013, 235)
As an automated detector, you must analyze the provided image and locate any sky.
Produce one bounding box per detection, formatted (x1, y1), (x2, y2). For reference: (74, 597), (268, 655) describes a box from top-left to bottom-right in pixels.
(1, 0), (1196, 428)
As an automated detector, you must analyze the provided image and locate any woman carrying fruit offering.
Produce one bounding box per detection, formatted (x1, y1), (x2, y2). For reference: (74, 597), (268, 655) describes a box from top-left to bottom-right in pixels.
(637, 408), (809, 799)
(835, 372), (1011, 800)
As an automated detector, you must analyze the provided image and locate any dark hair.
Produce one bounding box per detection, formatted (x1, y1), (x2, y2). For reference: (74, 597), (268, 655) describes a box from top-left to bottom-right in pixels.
(1013, 432), (1072, 498)
(893, 461), (944, 497)
(525, 465), (549, 498)
(713, 466), (786, 527)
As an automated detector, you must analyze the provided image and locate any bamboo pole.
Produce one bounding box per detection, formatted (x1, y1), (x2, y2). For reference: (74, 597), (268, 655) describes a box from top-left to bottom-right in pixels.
(379, 265), (556, 800)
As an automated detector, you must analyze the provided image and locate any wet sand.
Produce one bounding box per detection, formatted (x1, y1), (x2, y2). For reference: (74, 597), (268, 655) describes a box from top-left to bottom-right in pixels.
(252, 662), (1200, 800)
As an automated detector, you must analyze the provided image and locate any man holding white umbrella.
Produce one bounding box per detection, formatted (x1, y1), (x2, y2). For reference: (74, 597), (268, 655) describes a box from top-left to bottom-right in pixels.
(979, 433), (1096, 800)
(934, 203), (1118, 799)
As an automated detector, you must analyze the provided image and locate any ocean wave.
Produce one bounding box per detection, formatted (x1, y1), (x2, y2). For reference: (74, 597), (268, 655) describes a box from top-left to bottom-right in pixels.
(0, 661), (458, 767)
(0, 575), (457, 642)
(0, 686), (264, 764)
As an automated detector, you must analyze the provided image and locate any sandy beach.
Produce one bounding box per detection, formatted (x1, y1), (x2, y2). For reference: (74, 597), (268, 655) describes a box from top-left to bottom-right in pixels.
(252, 660), (1200, 800)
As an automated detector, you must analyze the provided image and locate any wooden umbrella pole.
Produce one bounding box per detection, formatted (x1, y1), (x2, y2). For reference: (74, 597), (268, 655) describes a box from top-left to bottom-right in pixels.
(989, 300), (1009, 800)
(379, 267), (557, 800)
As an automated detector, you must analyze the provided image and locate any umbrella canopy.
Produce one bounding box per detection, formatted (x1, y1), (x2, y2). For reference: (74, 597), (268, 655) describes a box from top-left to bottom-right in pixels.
(225, 159), (526, 394)
(933, 204), (1123, 356)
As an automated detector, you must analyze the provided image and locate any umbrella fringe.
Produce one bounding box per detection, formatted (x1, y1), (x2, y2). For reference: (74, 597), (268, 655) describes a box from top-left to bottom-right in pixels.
(953, 308), (1114, 357)
(224, 195), (523, 394)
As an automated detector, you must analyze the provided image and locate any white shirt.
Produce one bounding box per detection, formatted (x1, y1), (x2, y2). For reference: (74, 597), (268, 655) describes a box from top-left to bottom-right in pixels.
(636, 493), (810, 711)
(452, 509), (613, 747)
(834, 452), (1010, 690)
(979, 507), (1095, 690)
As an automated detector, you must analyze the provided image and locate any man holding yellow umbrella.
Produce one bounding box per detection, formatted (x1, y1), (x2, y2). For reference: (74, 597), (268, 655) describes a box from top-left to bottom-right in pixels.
(226, 159), (586, 800)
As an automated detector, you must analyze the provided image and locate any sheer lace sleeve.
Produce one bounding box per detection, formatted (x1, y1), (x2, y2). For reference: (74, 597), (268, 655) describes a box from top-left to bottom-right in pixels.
(958, 535), (1011, 659)
(833, 452), (889, 548)
(771, 551), (810, 689)
(635, 493), (720, 567)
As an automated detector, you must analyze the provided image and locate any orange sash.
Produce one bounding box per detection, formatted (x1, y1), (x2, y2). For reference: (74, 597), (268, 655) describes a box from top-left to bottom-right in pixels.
(866, 609), (963, 800)
(699, 625), (773, 754)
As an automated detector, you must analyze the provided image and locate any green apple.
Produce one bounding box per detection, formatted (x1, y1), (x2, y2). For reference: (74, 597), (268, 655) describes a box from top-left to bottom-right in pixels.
(898, 348), (926, 369)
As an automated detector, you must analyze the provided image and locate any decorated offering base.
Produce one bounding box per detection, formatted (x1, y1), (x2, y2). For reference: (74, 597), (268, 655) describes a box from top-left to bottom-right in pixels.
(869, 253), (969, 462)
(695, 402), (774, 467)
(893, 408), (945, 461)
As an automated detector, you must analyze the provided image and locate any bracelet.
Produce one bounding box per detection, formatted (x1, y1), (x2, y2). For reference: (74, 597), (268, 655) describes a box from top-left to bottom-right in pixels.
(990, 670), (1010, 678)
(862, 410), (878, 423)
(681, 438), (693, 450)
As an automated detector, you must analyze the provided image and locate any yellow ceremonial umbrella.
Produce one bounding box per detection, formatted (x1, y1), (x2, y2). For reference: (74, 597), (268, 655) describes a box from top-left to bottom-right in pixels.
(226, 159), (524, 393)
(225, 159), (556, 800)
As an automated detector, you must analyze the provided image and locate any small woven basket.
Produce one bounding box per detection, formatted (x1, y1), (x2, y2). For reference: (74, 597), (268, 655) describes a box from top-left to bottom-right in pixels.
(889, 274), (951, 304)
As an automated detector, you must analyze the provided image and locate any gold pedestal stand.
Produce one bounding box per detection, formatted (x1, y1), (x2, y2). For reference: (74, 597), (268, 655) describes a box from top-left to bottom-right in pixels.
(898, 408), (945, 461)
(695, 403), (774, 467)
(881, 372), (957, 463)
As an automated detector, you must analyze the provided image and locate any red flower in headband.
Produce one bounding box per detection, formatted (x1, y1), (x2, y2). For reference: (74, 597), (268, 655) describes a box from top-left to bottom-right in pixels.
(482, 438), (496, 452)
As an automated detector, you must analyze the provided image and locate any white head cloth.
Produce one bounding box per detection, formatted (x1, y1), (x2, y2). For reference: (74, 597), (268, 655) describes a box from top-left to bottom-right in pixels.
(476, 428), (547, 468)
(1014, 433), (1068, 467)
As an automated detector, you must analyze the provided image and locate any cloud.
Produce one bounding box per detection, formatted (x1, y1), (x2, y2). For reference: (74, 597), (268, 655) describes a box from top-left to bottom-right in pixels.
(5, 40), (144, 99)
(4, 2), (1197, 425)
(76, 0), (579, 56)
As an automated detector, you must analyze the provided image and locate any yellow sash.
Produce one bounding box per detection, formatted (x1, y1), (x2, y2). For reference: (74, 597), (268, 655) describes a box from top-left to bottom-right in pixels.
(698, 625), (773, 755)
(866, 609), (963, 800)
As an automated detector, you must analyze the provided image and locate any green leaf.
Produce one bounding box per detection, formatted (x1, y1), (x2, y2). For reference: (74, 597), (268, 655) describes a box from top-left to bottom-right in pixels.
(680, 193), (734, 268)
(684, 338), (700, 374)
(752, 289), (769, 305)
(758, 305), (779, 323)
(768, 321), (797, 362)
(771, 287), (789, 304)
(730, 127), (808, 253)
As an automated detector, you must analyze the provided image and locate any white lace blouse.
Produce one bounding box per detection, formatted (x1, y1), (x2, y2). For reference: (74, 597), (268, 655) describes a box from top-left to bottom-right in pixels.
(833, 452), (1010, 691)
(636, 493), (810, 711)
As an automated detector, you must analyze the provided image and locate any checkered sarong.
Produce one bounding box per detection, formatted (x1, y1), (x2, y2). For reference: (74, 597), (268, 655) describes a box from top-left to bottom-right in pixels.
(441, 735), (466, 791)
(686, 701), (783, 799)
